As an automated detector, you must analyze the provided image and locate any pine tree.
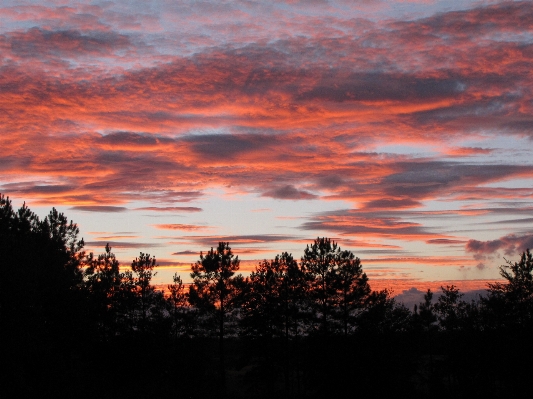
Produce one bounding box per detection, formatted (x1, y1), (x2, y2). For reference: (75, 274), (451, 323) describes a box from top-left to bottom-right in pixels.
(189, 242), (241, 393)
(301, 237), (339, 335)
(167, 272), (188, 342)
(333, 249), (370, 335)
(131, 252), (158, 333)
(434, 285), (468, 331)
(0, 194), (87, 395)
(84, 243), (123, 340)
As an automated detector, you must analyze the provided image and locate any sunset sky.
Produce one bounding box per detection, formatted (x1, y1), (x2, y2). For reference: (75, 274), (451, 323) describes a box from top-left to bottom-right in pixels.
(1, 0), (532, 296)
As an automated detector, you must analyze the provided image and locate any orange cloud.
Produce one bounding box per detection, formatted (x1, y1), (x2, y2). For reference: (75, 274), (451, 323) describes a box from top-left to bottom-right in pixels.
(152, 224), (211, 231)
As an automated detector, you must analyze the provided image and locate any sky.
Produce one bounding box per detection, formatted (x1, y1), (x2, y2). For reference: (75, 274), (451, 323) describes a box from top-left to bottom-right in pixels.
(1, 0), (532, 297)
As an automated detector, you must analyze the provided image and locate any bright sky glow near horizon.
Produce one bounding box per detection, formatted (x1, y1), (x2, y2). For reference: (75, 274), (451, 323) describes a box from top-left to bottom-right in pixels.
(1, 0), (533, 296)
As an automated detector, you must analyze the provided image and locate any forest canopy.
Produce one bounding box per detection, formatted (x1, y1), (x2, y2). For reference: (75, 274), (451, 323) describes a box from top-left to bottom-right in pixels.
(1, 194), (532, 398)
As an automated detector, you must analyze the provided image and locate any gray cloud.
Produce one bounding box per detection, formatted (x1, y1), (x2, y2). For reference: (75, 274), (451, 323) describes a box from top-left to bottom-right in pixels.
(466, 234), (533, 257)
(301, 208), (432, 237)
(135, 206), (203, 212)
(85, 241), (162, 249)
(364, 198), (421, 210)
(172, 250), (198, 255)
(382, 162), (532, 199)
(426, 239), (465, 245)
(99, 132), (162, 147)
(172, 234), (299, 247)
(1, 182), (76, 195)
(262, 185), (317, 200)
(397, 1), (533, 39)
(484, 217), (533, 225)
(182, 133), (276, 159)
(70, 206), (128, 212)
(8, 28), (132, 58)
(298, 73), (465, 103)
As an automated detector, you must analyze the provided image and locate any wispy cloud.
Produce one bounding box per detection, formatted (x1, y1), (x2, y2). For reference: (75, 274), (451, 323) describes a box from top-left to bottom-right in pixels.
(152, 224), (211, 231)
(170, 234), (301, 248)
(85, 241), (162, 249)
(70, 206), (128, 212)
(135, 206), (203, 212)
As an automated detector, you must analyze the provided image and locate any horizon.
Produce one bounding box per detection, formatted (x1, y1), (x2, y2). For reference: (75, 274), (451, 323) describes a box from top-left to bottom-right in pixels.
(1, 0), (532, 297)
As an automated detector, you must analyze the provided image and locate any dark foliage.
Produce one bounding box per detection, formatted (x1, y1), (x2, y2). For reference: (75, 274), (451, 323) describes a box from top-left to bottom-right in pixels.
(0, 195), (89, 397)
(3, 196), (533, 398)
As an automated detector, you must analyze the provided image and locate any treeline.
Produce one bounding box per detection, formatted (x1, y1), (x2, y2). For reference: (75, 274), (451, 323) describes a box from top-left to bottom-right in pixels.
(1, 195), (533, 398)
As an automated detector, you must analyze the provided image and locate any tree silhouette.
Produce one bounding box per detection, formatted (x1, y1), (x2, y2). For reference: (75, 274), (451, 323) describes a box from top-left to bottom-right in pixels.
(278, 252), (308, 339)
(496, 249), (533, 295)
(301, 237), (340, 335)
(301, 237), (370, 335)
(167, 272), (188, 342)
(12, 193), (533, 397)
(489, 250), (533, 314)
(479, 250), (533, 396)
(84, 243), (123, 340)
(239, 252), (306, 339)
(131, 252), (159, 334)
(414, 289), (437, 331)
(480, 249), (533, 333)
(434, 285), (469, 332)
(240, 258), (284, 339)
(332, 249), (370, 335)
(358, 289), (411, 334)
(237, 252), (310, 395)
(0, 195), (87, 396)
(0, 196), (85, 328)
(189, 242), (241, 394)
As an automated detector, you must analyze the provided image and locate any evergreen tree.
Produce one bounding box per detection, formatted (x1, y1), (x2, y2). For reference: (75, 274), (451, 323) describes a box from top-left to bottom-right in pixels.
(358, 289), (411, 334)
(84, 244), (124, 340)
(167, 272), (188, 341)
(131, 252), (159, 333)
(189, 242), (241, 393)
(332, 249), (370, 335)
(239, 253), (306, 339)
(301, 237), (370, 335)
(0, 195), (86, 331)
(240, 258), (284, 339)
(434, 285), (468, 331)
(414, 289), (437, 332)
(301, 237), (340, 335)
(0, 194), (87, 396)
